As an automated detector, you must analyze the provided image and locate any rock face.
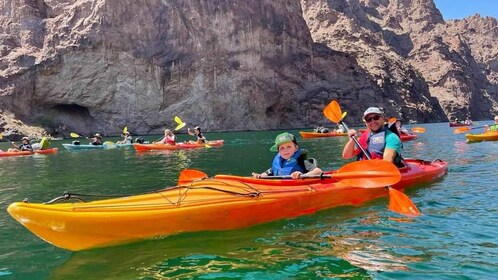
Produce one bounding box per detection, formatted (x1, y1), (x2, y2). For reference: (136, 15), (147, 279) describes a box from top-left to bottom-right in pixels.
(0, 0), (497, 137)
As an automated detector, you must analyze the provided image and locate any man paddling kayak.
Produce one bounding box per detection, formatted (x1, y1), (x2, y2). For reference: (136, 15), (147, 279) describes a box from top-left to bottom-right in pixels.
(252, 132), (322, 179)
(484, 115), (498, 132)
(342, 107), (404, 167)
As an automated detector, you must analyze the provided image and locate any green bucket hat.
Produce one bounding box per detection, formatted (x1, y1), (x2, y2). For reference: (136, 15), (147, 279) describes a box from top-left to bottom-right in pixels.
(270, 132), (296, 152)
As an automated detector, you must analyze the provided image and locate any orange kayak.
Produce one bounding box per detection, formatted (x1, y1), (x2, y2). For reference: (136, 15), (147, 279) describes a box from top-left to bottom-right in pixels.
(299, 131), (347, 138)
(0, 148), (58, 157)
(7, 158), (447, 251)
(133, 140), (224, 152)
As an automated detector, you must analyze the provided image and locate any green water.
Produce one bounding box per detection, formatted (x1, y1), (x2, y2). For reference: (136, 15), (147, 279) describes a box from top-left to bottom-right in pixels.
(1, 124), (497, 279)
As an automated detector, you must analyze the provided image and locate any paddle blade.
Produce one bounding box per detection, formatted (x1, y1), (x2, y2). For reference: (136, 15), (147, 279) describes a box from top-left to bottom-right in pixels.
(454, 127), (471, 134)
(178, 169), (208, 185)
(175, 122), (186, 131)
(388, 117), (397, 124)
(323, 100), (343, 123)
(70, 133), (81, 138)
(388, 187), (421, 216)
(342, 111), (347, 119)
(0, 133), (3, 139)
(334, 159), (401, 188)
(123, 127), (128, 134)
(411, 127), (426, 133)
(174, 116), (183, 125)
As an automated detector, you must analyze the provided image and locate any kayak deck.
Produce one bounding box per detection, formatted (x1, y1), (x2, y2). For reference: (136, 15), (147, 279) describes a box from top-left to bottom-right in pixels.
(7, 159), (447, 251)
(465, 131), (498, 142)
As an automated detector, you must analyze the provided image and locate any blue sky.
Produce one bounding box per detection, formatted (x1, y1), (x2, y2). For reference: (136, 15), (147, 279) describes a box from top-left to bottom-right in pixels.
(433, 0), (498, 20)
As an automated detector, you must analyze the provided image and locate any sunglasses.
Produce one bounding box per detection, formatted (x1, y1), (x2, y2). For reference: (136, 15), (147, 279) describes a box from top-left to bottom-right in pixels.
(365, 115), (381, 123)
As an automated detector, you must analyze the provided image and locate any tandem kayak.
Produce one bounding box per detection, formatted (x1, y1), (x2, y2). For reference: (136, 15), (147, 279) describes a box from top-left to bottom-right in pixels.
(62, 143), (131, 150)
(449, 122), (471, 127)
(133, 140), (224, 152)
(299, 131), (347, 138)
(7, 158), (447, 251)
(465, 131), (498, 142)
(0, 148), (58, 157)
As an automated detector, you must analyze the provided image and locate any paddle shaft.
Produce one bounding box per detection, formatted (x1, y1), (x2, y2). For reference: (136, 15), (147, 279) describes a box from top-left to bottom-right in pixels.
(340, 120), (372, 159)
(261, 174), (332, 180)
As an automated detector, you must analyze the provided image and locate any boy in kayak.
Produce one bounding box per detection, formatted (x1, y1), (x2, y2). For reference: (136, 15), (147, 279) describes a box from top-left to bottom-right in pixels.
(9, 137), (34, 152)
(484, 115), (498, 132)
(117, 131), (133, 144)
(252, 132), (322, 179)
(155, 129), (176, 145)
(187, 126), (206, 144)
(342, 107), (403, 167)
(32, 131), (51, 150)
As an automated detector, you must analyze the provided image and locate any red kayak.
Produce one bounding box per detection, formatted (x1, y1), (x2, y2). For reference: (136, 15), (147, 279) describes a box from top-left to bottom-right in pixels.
(399, 133), (418, 142)
(299, 131), (347, 138)
(0, 148), (58, 157)
(449, 122), (472, 127)
(133, 140), (224, 152)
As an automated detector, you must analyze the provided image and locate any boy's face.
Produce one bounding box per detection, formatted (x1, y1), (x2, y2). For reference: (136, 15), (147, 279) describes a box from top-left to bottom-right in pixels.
(278, 141), (298, 159)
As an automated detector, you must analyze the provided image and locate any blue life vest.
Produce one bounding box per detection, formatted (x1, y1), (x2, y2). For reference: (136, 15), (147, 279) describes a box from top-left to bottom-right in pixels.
(271, 149), (306, 175)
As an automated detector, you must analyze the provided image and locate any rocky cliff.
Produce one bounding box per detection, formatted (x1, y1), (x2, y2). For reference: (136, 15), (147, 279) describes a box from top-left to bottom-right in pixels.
(0, 0), (497, 137)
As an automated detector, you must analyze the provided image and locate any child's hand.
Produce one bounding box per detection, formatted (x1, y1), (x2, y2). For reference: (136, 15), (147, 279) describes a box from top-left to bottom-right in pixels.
(252, 172), (261, 178)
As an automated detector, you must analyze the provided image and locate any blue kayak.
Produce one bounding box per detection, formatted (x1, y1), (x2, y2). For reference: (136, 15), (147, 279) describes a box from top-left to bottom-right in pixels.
(62, 142), (132, 151)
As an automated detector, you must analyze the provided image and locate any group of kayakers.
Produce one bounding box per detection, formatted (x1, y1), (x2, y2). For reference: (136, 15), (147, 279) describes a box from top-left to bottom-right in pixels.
(252, 106), (414, 179)
(313, 124), (346, 134)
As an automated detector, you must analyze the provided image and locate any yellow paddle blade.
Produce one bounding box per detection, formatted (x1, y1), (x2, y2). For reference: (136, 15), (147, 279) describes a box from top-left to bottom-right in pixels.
(342, 111), (347, 119)
(174, 116), (183, 125)
(0, 133), (3, 139)
(123, 127), (128, 134)
(175, 122), (186, 131)
(70, 132), (81, 138)
(323, 100), (343, 123)
(388, 187), (421, 216)
(334, 159), (401, 188)
(103, 141), (117, 149)
(454, 127), (471, 134)
(411, 127), (426, 133)
(205, 144), (212, 148)
(178, 169), (208, 185)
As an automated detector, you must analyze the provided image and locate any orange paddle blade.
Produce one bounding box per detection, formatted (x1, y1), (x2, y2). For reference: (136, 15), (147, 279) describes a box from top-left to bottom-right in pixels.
(453, 127), (471, 134)
(388, 187), (421, 216)
(178, 169), (208, 185)
(387, 117), (397, 124)
(411, 127), (426, 133)
(323, 100), (343, 123)
(334, 159), (401, 188)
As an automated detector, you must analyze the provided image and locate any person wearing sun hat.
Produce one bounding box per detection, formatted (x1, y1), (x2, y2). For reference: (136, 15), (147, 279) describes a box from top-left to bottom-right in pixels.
(187, 126), (206, 144)
(252, 132), (322, 179)
(8, 136), (34, 152)
(484, 115), (498, 132)
(117, 131), (133, 144)
(342, 107), (403, 167)
(90, 133), (103, 145)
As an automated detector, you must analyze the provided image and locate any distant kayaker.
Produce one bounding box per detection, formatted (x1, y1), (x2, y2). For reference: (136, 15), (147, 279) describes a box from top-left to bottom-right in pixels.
(342, 107), (403, 167)
(117, 131), (133, 144)
(252, 132), (323, 179)
(187, 126), (206, 144)
(464, 117), (472, 125)
(9, 137), (34, 152)
(484, 115), (498, 132)
(155, 129), (176, 145)
(335, 124), (346, 133)
(395, 120), (410, 134)
(90, 133), (102, 145)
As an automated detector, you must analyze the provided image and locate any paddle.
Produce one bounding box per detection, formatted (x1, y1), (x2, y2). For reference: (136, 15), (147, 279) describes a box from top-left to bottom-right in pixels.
(177, 160), (400, 188)
(453, 126), (485, 134)
(70, 132), (82, 138)
(123, 127), (128, 134)
(411, 127), (426, 133)
(323, 100), (421, 216)
(174, 116), (186, 131)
